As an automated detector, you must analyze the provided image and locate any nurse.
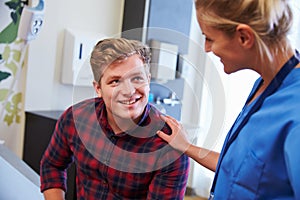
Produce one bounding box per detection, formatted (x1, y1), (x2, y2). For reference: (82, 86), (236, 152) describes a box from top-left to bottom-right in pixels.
(157, 0), (300, 199)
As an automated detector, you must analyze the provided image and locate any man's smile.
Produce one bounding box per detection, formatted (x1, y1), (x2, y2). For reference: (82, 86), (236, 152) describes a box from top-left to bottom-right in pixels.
(118, 97), (142, 105)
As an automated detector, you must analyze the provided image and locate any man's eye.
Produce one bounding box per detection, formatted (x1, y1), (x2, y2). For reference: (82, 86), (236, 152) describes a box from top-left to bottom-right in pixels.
(133, 76), (145, 82)
(110, 80), (120, 85)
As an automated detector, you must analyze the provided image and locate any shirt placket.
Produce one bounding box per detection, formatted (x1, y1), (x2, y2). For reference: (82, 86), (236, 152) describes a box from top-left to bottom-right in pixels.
(101, 134), (118, 184)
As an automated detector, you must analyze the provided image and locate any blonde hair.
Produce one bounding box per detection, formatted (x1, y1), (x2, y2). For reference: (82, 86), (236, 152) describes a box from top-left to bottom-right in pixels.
(90, 38), (151, 83)
(195, 0), (293, 61)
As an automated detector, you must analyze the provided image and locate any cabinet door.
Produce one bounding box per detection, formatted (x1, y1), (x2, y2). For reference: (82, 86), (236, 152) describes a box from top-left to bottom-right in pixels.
(23, 111), (76, 200)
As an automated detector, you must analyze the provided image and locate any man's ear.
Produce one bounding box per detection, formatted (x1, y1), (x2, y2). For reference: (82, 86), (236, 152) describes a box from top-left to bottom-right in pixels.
(93, 81), (102, 97)
(236, 24), (255, 49)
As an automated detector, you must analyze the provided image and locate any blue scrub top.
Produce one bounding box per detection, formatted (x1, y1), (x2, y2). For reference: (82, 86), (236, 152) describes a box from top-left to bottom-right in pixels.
(214, 68), (300, 199)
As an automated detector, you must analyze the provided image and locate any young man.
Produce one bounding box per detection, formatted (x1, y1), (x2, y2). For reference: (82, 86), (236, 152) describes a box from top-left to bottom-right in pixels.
(40, 38), (189, 200)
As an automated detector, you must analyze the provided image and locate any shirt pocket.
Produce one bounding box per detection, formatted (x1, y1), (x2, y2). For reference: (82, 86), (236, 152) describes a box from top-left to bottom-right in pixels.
(230, 150), (265, 199)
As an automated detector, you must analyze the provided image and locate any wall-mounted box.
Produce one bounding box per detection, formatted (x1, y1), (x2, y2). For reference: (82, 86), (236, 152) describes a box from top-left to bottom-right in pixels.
(150, 40), (178, 80)
(61, 29), (106, 86)
(121, 0), (193, 54)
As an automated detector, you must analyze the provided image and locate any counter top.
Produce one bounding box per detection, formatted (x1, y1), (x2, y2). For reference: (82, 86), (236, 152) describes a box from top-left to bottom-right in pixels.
(0, 144), (43, 199)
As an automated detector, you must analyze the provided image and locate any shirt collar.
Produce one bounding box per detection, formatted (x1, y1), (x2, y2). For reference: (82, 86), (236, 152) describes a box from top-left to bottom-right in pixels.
(97, 98), (159, 138)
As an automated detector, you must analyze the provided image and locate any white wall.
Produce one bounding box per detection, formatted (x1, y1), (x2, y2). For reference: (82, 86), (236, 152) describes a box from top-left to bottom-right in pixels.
(24, 0), (124, 111)
(290, 1), (300, 50)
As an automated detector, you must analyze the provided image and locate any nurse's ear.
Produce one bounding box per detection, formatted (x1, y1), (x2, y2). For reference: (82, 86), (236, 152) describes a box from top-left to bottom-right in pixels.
(93, 80), (102, 97)
(236, 24), (255, 49)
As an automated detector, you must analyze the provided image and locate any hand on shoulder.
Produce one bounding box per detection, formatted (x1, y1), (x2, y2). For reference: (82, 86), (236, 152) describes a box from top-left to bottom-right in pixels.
(156, 115), (192, 153)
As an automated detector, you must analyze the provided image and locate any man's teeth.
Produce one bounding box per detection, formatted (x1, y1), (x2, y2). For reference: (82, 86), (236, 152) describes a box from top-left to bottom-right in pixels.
(121, 99), (139, 105)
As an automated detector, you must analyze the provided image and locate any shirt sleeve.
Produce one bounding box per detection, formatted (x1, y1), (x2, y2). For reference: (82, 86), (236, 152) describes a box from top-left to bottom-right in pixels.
(40, 110), (74, 192)
(147, 152), (190, 200)
(284, 125), (300, 199)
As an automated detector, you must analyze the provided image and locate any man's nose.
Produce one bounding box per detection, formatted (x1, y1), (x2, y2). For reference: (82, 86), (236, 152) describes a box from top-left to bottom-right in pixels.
(121, 80), (135, 96)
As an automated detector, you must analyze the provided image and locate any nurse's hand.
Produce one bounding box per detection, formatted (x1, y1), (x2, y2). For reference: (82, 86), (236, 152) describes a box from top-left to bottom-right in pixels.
(157, 115), (191, 153)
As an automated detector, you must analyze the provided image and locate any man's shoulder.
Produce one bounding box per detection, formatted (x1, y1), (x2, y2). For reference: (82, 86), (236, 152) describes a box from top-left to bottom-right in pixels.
(72, 97), (102, 107)
(59, 97), (103, 120)
(147, 104), (172, 134)
(69, 97), (103, 112)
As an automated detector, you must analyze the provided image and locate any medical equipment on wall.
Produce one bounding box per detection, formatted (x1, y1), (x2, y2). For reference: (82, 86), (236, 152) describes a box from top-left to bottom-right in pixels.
(61, 29), (106, 86)
(18, 0), (44, 42)
(149, 78), (184, 121)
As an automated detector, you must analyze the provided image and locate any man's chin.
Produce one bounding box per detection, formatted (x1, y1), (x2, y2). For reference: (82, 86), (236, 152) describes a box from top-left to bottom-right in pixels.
(113, 111), (142, 121)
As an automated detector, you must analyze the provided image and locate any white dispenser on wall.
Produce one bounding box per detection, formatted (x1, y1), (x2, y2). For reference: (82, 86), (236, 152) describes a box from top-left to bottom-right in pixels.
(61, 29), (106, 86)
(149, 40), (178, 80)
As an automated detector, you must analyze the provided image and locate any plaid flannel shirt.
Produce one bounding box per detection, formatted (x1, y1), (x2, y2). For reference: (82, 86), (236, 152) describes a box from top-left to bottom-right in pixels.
(40, 97), (189, 200)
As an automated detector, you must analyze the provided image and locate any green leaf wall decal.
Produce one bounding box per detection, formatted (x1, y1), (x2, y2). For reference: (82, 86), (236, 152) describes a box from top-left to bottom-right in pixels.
(4, 92), (22, 126)
(0, 89), (10, 101)
(0, 71), (11, 82)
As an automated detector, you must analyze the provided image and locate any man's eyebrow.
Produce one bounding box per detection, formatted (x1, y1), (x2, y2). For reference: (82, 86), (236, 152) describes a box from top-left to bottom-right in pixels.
(105, 75), (121, 80)
(130, 71), (144, 76)
(106, 72), (135, 79)
(125, 72), (145, 79)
